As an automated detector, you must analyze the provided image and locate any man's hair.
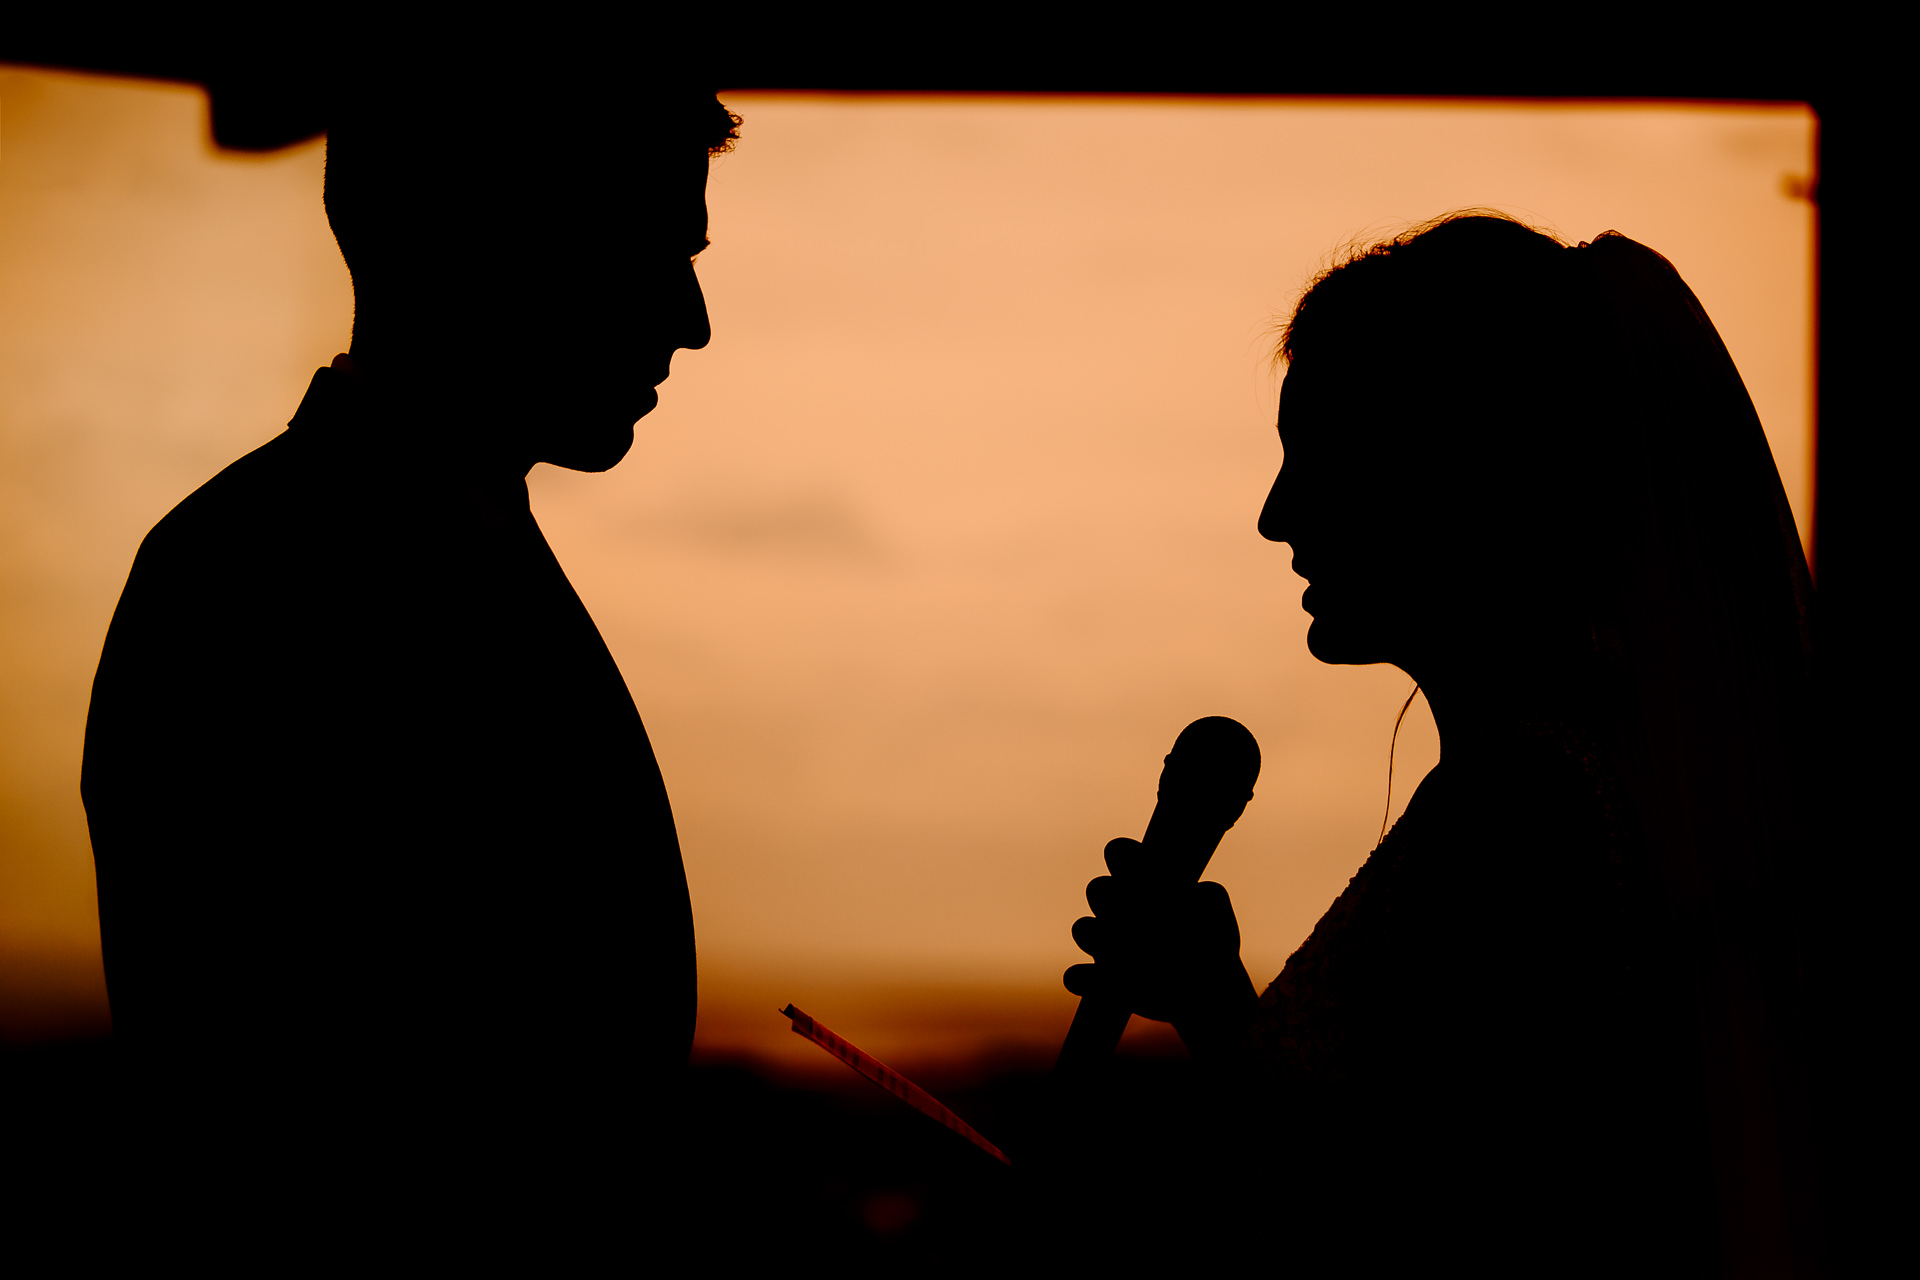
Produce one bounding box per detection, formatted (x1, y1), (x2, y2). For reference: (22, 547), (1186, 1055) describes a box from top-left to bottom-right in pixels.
(324, 77), (740, 284)
(702, 100), (745, 156)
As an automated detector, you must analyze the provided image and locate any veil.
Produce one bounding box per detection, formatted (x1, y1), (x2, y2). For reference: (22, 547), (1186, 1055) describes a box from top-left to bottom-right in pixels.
(1579, 233), (1822, 1270)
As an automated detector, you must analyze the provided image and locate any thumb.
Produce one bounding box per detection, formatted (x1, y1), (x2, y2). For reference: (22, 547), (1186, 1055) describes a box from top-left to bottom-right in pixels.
(1192, 880), (1242, 950)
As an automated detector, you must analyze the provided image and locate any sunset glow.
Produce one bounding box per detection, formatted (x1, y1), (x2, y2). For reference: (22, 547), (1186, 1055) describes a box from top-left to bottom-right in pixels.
(0, 71), (1814, 1073)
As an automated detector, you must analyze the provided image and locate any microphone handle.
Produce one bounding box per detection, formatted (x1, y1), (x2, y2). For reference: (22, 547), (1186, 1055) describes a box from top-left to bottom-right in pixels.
(1055, 988), (1137, 1076)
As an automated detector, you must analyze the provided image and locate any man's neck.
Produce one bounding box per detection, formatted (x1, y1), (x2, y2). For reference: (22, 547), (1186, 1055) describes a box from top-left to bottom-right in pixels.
(332, 350), (538, 482)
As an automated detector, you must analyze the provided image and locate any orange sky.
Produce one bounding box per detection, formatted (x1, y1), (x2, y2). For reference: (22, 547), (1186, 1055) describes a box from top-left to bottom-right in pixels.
(0, 70), (1814, 1070)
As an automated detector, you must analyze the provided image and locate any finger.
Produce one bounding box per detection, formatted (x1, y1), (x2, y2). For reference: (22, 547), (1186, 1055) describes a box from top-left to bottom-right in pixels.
(1071, 915), (1103, 958)
(1104, 838), (1144, 878)
(1063, 963), (1101, 998)
(1090, 875), (1121, 917)
(1085, 875), (1129, 917)
(1192, 879), (1235, 915)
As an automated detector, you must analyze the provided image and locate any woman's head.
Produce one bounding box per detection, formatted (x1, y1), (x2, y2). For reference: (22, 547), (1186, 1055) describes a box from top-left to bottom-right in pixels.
(1259, 213), (1605, 675)
(1265, 216), (1820, 1248)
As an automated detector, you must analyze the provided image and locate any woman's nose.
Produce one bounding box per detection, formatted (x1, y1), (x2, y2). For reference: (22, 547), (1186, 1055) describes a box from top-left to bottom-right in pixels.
(1258, 467), (1289, 543)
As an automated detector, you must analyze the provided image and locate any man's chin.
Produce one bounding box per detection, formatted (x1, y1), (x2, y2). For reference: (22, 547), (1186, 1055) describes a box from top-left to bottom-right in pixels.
(542, 420), (637, 473)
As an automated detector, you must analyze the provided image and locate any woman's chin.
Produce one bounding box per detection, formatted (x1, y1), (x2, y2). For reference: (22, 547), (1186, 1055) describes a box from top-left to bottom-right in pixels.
(1305, 617), (1392, 667)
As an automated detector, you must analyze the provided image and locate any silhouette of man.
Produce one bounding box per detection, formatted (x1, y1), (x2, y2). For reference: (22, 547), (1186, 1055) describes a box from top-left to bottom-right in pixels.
(80, 65), (738, 1227)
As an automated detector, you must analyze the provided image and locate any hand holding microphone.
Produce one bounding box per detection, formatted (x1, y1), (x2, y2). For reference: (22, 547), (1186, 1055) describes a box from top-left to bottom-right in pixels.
(1057, 717), (1262, 1075)
(1063, 841), (1248, 1024)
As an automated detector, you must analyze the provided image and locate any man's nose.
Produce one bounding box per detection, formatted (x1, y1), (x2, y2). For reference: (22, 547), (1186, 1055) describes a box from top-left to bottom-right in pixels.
(682, 270), (711, 352)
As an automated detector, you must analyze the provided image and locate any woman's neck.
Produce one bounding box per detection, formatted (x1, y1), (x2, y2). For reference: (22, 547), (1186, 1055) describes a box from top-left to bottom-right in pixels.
(1411, 638), (1599, 760)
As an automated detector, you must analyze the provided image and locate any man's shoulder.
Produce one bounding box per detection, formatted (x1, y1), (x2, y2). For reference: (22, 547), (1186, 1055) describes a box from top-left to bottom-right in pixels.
(85, 433), (318, 786)
(102, 430), (338, 652)
(137, 431), (311, 563)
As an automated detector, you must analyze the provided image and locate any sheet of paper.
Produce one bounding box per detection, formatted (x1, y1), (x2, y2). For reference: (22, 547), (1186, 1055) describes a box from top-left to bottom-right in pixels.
(782, 1004), (1011, 1166)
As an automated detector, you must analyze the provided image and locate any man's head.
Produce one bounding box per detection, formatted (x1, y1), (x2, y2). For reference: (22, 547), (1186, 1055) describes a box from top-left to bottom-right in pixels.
(324, 68), (740, 472)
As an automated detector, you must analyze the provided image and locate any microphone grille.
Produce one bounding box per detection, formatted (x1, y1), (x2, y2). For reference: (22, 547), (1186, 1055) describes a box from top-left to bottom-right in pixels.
(1161, 715), (1261, 804)
(1142, 717), (1262, 879)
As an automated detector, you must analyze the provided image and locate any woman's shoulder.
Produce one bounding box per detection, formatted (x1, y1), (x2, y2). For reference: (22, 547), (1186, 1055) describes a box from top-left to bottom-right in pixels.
(1248, 780), (1432, 1082)
(1250, 720), (1642, 1080)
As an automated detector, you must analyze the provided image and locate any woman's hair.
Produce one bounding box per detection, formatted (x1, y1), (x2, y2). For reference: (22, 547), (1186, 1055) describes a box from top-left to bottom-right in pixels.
(1278, 211), (1571, 366)
(1278, 214), (1606, 468)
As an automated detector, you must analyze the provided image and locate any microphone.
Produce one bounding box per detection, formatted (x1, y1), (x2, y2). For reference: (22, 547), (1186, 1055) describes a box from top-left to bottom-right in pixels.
(1055, 716), (1261, 1076)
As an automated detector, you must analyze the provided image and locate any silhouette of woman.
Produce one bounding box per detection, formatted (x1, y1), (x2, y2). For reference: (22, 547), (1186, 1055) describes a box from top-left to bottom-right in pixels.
(1061, 214), (1820, 1271)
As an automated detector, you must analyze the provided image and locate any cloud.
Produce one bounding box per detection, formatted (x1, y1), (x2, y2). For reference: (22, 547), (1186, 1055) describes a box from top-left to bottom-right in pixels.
(627, 490), (890, 564)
